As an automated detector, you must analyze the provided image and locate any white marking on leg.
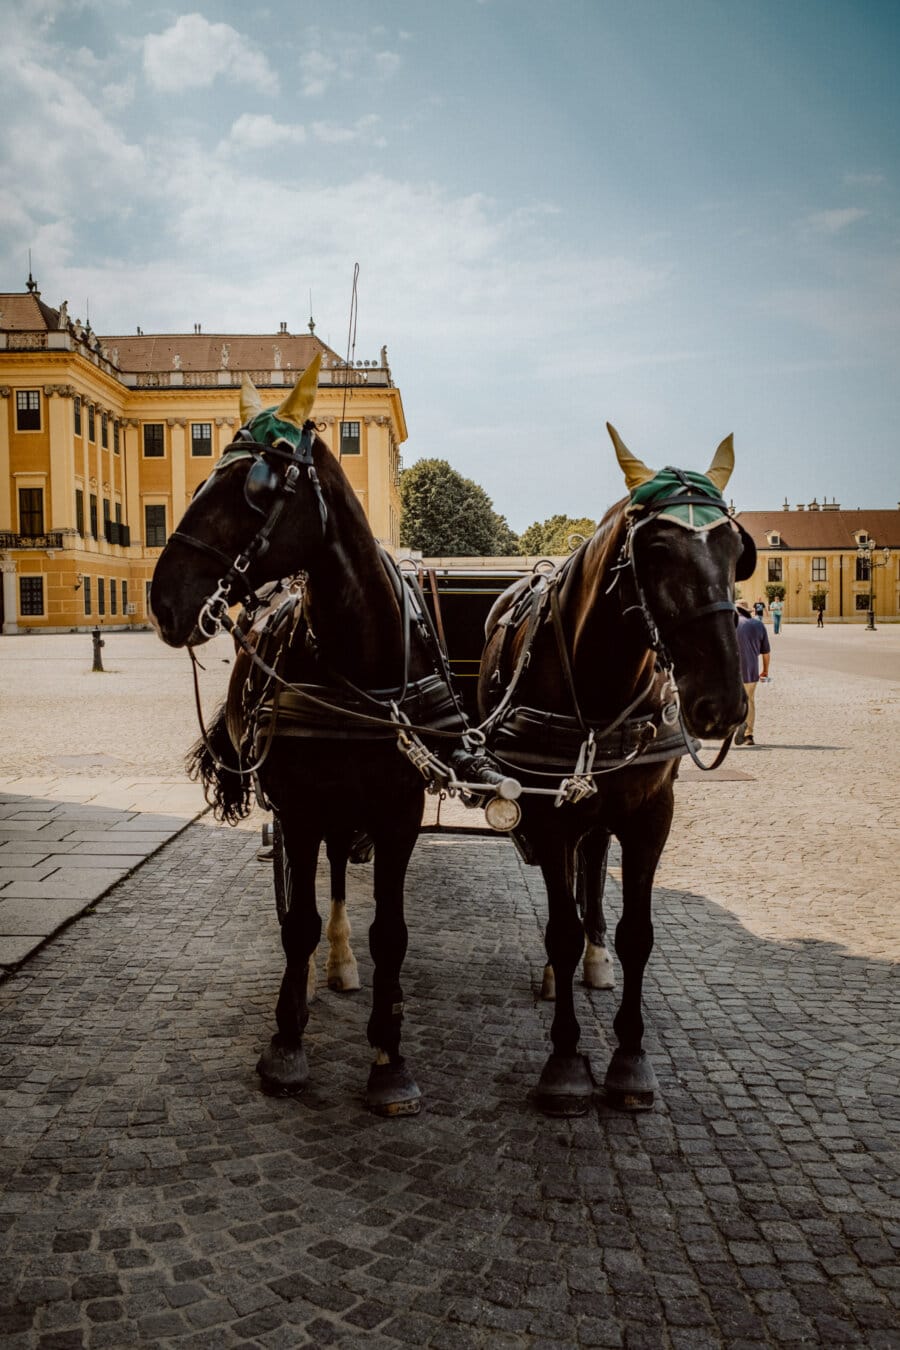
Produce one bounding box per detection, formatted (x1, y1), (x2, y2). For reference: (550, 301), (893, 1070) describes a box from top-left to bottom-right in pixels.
(583, 941), (615, 989)
(325, 899), (361, 991)
(306, 946), (318, 1004)
(540, 963), (556, 1000)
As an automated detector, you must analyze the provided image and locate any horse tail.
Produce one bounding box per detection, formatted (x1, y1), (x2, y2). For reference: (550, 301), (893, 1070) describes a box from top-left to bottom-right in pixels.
(185, 704), (253, 825)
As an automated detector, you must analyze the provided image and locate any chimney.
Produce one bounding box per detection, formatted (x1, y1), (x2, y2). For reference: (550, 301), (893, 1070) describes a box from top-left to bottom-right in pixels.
(279, 321), (288, 334)
(782, 498), (790, 511)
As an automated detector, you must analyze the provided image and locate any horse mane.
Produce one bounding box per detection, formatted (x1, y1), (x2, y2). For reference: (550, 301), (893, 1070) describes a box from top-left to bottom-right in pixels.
(581, 494), (630, 581)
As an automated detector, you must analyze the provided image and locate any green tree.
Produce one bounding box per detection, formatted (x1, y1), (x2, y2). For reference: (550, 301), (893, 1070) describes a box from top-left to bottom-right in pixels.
(764, 583), (786, 603)
(399, 459), (517, 556)
(518, 514), (597, 556)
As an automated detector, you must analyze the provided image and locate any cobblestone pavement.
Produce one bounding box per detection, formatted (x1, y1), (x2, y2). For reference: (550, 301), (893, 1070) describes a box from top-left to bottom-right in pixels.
(0, 627), (897, 1347)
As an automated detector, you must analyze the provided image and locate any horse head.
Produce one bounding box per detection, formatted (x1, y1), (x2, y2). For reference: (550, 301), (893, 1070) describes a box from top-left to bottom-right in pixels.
(608, 424), (752, 739)
(150, 356), (333, 648)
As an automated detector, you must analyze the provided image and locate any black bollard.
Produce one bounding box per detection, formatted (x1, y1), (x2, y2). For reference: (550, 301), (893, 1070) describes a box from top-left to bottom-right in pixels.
(91, 626), (105, 672)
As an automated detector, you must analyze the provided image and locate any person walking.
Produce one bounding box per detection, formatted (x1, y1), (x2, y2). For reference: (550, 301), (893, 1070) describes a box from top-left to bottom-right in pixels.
(753, 597), (766, 621)
(735, 602), (771, 747)
(817, 604), (825, 628)
(770, 597), (784, 634)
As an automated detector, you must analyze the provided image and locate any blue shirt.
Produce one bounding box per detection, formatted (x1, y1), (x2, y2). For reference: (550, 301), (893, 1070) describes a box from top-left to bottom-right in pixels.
(736, 615), (770, 683)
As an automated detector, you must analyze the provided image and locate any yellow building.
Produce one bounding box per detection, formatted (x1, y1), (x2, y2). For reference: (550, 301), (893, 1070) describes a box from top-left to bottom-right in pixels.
(736, 502), (900, 623)
(0, 276), (406, 633)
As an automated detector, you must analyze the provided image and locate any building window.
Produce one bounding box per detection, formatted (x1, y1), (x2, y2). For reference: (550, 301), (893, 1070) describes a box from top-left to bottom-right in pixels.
(110, 579), (118, 615)
(18, 487), (44, 537)
(101, 412), (109, 448)
(340, 421), (361, 455)
(75, 488), (85, 536)
(89, 494), (98, 539)
(855, 594), (870, 611)
(811, 557), (827, 582)
(767, 557), (783, 582)
(15, 390), (41, 431)
(97, 577), (106, 615)
(122, 580), (129, 615)
(19, 576), (44, 616)
(856, 557), (870, 582)
(113, 420), (120, 454)
(88, 405), (95, 441)
(191, 423), (213, 456)
(74, 395), (82, 436)
(145, 580), (152, 614)
(143, 424), (165, 457)
(83, 576), (92, 616)
(145, 504), (167, 547)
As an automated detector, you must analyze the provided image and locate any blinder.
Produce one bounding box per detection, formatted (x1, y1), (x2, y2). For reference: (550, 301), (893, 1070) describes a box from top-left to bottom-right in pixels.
(734, 522), (756, 581)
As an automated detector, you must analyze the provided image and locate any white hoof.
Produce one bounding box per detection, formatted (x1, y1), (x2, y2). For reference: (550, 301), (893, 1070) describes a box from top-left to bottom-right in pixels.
(326, 954), (361, 992)
(540, 963), (556, 1001)
(583, 943), (615, 990)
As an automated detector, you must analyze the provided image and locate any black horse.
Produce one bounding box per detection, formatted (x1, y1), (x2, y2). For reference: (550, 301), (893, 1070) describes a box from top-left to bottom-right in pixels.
(478, 425), (755, 1115)
(150, 357), (464, 1115)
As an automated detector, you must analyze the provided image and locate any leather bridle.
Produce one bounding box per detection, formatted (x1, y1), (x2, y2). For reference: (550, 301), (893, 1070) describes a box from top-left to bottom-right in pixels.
(170, 421), (328, 638)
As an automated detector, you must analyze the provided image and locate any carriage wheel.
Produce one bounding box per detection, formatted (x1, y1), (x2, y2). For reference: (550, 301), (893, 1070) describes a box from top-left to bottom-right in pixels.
(272, 815), (292, 924)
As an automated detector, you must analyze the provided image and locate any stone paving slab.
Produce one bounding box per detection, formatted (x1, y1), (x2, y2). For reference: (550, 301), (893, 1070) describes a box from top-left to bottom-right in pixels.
(0, 786), (208, 973)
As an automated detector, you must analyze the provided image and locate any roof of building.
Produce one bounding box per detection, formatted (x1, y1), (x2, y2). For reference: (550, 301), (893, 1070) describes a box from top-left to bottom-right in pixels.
(0, 287), (62, 331)
(736, 509), (900, 549)
(103, 332), (337, 374)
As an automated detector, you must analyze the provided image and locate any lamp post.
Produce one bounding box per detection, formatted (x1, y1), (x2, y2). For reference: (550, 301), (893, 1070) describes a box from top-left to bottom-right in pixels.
(856, 539), (892, 631)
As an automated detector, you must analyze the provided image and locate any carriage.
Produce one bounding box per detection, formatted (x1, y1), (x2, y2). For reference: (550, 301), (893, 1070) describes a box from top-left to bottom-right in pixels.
(150, 356), (753, 1118)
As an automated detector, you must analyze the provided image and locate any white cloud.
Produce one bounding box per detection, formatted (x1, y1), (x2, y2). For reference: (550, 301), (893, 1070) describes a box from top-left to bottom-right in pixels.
(301, 48), (337, 98)
(225, 114), (306, 152)
(142, 14), (276, 94)
(804, 207), (868, 234)
(311, 116), (385, 147)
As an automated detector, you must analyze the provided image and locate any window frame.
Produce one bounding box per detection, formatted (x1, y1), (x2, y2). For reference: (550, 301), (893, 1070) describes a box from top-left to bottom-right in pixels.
(144, 503), (167, 548)
(19, 575), (44, 616)
(191, 422), (213, 457)
(15, 389), (41, 432)
(766, 557), (783, 582)
(97, 577), (106, 616)
(143, 423), (165, 458)
(18, 486), (45, 537)
(83, 575), (92, 616)
(74, 395), (82, 436)
(811, 557), (827, 582)
(340, 420), (361, 456)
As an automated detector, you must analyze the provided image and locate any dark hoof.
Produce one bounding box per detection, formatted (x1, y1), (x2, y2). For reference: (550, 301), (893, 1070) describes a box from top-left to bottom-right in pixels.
(603, 1049), (658, 1112)
(256, 1041), (310, 1096)
(533, 1053), (595, 1117)
(365, 1059), (422, 1117)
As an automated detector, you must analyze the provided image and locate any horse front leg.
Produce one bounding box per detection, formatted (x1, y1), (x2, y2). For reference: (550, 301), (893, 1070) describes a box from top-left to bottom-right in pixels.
(534, 835), (595, 1116)
(604, 792), (673, 1111)
(579, 829), (615, 990)
(256, 829), (322, 1095)
(324, 831), (361, 993)
(364, 812), (422, 1117)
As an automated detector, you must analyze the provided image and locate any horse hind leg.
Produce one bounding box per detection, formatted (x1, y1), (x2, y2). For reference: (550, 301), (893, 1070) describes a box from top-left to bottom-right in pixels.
(541, 831), (615, 998)
(579, 830), (615, 990)
(324, 833), (361, 992)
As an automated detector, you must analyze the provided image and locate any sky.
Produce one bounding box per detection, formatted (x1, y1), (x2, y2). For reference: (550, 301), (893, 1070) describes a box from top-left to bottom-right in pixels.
(1, 0), (898, 531)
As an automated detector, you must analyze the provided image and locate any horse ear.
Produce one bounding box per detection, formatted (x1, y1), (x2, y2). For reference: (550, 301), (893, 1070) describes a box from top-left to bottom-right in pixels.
(276, 351), (322, 428)
(607, 423), (655, 490)
(706, 434), (734, 491)
(240, 373), (263, 425)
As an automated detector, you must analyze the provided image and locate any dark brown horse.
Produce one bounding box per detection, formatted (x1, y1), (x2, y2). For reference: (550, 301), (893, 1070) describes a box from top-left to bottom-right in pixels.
(478, 425), (756, 1115)
(150, 358), (464, 1115)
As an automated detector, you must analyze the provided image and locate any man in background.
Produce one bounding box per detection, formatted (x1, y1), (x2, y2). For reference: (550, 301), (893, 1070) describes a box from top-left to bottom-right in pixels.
(735, 602), (771, 747)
